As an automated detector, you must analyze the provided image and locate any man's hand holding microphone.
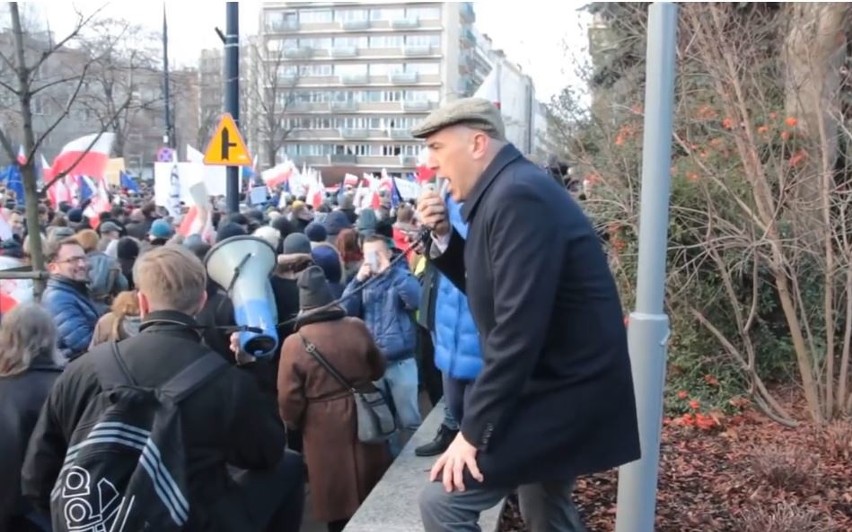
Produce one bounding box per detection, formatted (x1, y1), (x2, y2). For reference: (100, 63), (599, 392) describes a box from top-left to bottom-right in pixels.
(417, 186), (450, 241)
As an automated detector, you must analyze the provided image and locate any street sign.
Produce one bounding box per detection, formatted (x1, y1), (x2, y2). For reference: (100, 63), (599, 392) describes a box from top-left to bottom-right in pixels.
(157, 147), (175, 162)
(203, 113), (252, 166)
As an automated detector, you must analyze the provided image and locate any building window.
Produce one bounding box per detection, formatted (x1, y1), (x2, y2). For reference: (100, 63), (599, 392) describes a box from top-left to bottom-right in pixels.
(369, 35), (403, 48)
(335, 64), (368, 76)
(405, 34), (440, 47)
(334, 36), (367, 48)
(405, 7), (441, 20)
(383, 90), (403, 102)
(299, 37), (331, 49)
(370, 8), (404, 21)
(405, 89), (440, 102)
(405, 62), (439, 75)
(369, 63), (396, 76)
(336, 9), (368, 21)
(300, 9), (333, 23)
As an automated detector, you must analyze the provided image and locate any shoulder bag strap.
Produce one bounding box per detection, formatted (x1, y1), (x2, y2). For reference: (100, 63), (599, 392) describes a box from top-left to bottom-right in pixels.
(93, 341), (135, 389)
(159, 351), (230, 402)
(298, 333), (356, 394)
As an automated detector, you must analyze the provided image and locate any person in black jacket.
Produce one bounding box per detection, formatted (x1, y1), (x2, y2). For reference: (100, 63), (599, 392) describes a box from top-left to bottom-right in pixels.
(414, 98), (640, 532)
(0, 303), (62, 532)
(22, 245), (305, 531)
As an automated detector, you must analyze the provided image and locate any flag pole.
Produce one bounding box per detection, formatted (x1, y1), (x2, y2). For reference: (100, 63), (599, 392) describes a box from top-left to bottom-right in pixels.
(162, 3), (175, 150)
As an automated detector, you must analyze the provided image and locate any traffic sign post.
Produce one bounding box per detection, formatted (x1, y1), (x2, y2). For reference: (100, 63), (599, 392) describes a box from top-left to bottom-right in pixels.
(224, 2), (240, 213)
(203, 113), (252, 166)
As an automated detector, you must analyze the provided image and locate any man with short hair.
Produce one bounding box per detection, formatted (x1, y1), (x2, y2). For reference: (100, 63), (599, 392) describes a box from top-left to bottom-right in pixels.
(23, 245), (305, 531)
(41, 238), (102, 360)
(414, 97), (640, 531)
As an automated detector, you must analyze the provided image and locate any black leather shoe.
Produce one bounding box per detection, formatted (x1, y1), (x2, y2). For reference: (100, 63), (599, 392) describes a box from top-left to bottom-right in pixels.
(414, 424), (458, 457)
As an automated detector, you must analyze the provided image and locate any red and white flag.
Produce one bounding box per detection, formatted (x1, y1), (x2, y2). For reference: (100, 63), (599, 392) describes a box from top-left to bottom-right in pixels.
(16, 145), (26, 165)
(50, 133), (114, 181)
(415, 147), (436, 183)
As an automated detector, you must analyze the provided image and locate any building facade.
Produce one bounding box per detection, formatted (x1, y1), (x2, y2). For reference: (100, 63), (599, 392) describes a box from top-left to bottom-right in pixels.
(255, 1), (478, 179)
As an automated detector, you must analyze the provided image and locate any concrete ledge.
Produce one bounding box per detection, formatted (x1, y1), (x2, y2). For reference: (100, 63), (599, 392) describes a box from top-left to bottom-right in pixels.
(344, 400), (504, 531)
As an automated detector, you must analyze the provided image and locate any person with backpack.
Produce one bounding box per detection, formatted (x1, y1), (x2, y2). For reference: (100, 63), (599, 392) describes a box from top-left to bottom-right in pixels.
(22, 245), (305, 532)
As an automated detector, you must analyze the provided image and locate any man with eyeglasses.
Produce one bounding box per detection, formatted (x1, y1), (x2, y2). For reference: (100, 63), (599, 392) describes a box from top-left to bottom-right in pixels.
(41, 237), (103, 361)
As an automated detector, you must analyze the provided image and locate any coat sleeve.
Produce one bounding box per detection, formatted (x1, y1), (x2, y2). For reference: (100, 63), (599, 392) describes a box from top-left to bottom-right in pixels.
(341, 277), (364, 317)
(51, 295), (96, 356)
(391, 269), (421, 311)
(225, 368), (287, 470)
(429, 228), (466, 294)
(276, 336), (307, 430)
(21, 374), (71, 513)
(460, 186), (563, 451)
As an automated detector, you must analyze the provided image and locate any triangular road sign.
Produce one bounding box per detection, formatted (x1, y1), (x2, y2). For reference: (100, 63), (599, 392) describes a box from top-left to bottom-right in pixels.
(203, 113), (252, 166)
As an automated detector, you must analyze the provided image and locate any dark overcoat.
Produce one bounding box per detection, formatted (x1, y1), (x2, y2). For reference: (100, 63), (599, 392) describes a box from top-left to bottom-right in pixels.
(431, 144), (640, 488)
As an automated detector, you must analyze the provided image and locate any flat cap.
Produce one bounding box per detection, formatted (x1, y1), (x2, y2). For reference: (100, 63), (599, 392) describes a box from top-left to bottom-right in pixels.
(410, 97), (505, 140)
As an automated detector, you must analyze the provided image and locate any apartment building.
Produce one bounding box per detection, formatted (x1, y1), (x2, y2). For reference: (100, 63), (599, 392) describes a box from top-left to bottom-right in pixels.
(256, 1), (478, 179)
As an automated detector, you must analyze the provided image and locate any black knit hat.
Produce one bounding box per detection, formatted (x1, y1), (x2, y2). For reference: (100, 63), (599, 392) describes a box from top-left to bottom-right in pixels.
(298, 265), (334, 310)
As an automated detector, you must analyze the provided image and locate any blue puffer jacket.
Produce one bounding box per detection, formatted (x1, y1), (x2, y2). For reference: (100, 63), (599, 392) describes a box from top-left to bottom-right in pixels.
(342, 259), (421, 361)
(432, 196), (483, 380)
(41, 276), (102, 361)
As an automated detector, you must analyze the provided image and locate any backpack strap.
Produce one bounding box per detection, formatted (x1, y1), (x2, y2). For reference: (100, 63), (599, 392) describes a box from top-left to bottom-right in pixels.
(92, 341), (135, 389)
(159, 351), (230, 403)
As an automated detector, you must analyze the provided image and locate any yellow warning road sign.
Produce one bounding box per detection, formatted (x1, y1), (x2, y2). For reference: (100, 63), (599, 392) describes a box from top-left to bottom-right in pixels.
(203, 113), (252, 166)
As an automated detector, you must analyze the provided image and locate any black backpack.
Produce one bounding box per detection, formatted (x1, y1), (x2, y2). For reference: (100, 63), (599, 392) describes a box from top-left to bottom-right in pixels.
(50, 341), (228, 532)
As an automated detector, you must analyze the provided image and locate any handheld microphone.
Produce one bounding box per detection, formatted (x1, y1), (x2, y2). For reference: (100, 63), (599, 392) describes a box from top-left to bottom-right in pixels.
(415, 178), (449, 244)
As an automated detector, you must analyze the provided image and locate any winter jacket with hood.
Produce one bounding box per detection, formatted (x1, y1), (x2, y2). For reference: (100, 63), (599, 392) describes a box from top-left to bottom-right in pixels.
(342, 259), (420, 361)
(432, 195), (483, 380)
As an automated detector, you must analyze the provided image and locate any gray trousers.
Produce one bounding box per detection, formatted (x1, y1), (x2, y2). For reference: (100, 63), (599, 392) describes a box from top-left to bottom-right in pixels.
(419, 479), (586, 532)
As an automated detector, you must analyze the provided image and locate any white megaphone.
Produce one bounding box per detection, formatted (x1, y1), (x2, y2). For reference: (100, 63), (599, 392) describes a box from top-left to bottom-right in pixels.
(205, 235), (279, 358)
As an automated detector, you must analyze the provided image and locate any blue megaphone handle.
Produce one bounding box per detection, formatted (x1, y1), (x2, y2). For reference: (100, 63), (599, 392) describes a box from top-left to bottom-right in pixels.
(234, 299), (280, 358)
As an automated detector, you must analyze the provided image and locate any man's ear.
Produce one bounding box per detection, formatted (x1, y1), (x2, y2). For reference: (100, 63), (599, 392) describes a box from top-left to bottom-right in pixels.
(137, 291), (150, 318)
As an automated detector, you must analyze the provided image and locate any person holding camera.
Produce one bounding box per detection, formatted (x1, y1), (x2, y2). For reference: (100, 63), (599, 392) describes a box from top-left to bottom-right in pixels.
(341, 234), (422, 457)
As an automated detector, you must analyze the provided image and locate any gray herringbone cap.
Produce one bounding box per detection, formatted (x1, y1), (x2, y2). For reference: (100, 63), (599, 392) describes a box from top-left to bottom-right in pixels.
(410, 97), (506, 141)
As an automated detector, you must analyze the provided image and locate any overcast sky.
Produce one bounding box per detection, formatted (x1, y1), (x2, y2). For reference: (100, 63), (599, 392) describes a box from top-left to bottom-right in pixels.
(39, 1), (591, 102)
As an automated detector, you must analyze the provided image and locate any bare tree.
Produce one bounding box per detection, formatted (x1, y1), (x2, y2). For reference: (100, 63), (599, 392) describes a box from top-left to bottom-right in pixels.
(74, 18), (161, 159)
(0, 3), (125, 295)
(248, 39), (299, 168)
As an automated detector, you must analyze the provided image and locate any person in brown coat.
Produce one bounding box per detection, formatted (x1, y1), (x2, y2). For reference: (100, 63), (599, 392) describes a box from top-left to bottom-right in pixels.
(277, 266), (391, 532)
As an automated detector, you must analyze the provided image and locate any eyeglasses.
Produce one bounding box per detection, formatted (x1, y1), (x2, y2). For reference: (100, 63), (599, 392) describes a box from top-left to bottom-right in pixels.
(55, 256), (88, 265)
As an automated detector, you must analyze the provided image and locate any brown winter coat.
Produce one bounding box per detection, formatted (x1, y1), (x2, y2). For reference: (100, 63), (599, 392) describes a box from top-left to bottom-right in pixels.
(277, 315), (391, 523)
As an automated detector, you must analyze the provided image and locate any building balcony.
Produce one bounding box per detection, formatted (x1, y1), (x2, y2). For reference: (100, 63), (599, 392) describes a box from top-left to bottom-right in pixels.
(330, 154), (358, 164)
(289, 128), (340, 140)
(331, 46), (359, 58)
(292, 155), (331, 166)
(265, 20), (299, 33)
(387, 129), (412, 139)
(340, 74), (369, 85)
(460, 2), (475, 23)
(340, 19), (371, 31)
(330, 101), (359, 112)
(283, 47), (313, 59)
(461, 28), (476, 47)
(389, 72), (419, 84)
(402, 45), (433, 57)
(402, 101), (432, 112)
(289, 102), (330, 113)
(276, 73), (299, 85)
(339, 128), (369, 139)
(398, 155), (418, 166)
(390, 18), (420, 29)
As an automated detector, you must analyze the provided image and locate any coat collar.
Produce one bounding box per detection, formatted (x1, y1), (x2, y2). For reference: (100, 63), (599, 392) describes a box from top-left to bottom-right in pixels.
(460, 143), (523, 223)
(139, 310), (204, 341)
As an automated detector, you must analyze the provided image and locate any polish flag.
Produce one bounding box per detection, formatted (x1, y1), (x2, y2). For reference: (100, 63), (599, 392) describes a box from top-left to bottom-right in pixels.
(16, 145), (26, 165)
(414, 147), (436, 183)
(306, 171), (325, 209)
(343, 173), (360, 187)
(50, 133), (114, 181)
(178, 169), (215, 243)
(261, 161), (295, 189)
(82, 176), (111, 229)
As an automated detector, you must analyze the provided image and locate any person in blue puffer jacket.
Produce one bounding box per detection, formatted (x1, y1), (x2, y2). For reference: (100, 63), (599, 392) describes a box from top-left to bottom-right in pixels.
(342, 233), (422, 456)
(414, 192), (483, 457)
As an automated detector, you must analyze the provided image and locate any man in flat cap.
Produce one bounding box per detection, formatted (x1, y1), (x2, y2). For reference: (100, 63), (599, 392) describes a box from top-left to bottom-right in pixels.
(414, 97), (639, 531)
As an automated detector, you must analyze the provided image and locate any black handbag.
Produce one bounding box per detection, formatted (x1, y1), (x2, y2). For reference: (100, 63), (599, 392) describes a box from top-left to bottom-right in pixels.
(299, 334), (397, 444)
